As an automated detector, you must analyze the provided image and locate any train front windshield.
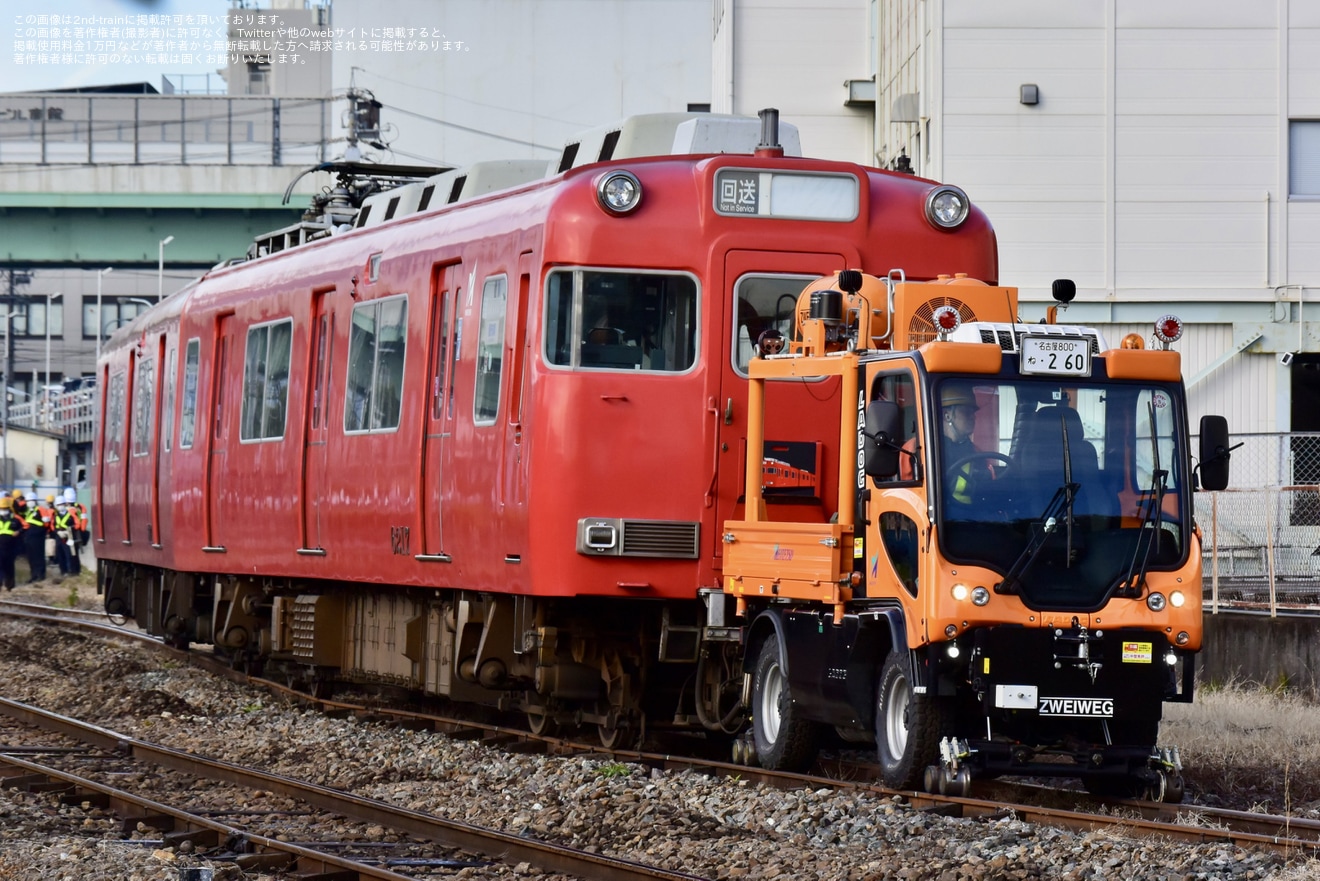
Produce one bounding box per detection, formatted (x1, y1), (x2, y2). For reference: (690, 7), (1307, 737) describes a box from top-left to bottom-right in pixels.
(935, 377), (1188, 611)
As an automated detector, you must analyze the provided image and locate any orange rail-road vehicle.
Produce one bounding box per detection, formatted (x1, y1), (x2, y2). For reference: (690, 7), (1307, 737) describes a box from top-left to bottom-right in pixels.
(722, 269), (1232, 801)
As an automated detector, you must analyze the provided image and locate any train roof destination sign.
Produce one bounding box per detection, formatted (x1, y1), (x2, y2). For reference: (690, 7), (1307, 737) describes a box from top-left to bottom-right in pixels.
(714, 169), (859, 221)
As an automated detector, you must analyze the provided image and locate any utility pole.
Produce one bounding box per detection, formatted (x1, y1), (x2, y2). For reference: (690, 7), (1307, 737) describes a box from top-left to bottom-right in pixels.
(5, 269), (31, 399)
(2, 269), (31, 491)
(343, 68), (383, 162)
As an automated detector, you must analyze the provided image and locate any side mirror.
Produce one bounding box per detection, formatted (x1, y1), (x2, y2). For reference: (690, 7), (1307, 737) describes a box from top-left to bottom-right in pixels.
(1198, 415), (1232, 491)
(863, 400), (902, 479)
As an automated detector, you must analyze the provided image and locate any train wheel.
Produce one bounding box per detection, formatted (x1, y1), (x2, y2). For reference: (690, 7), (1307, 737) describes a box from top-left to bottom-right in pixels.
(750, 634), (820, 771)
(596, 712), (629, 750)
(875, 650), (948, 790)
(526, 705), (557, 737)
(1161, 772), (1186, 804)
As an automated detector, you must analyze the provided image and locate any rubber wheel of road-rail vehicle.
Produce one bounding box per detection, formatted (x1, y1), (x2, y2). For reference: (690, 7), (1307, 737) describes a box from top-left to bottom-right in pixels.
(875, 650), (952, 791)
(750, 634), (821, 771)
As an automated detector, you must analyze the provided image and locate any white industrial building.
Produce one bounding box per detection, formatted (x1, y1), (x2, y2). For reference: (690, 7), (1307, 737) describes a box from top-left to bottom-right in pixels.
(861, 0), (1318, 441)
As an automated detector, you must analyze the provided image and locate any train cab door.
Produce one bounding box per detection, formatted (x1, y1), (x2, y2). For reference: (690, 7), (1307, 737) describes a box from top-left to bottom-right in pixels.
(500, 253), (533, 528)
(713, 251), (845, 563)
(299, 286), (335, 553)
(115, 348), (141, 547)
(203, 313), (234, 552)
(419, 263), (460, 561)
(155, 338), (176, 549)
(132, 334), (165, 546)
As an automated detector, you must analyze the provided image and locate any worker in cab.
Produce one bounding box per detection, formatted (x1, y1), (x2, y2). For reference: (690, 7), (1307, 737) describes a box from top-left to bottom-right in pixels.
(21, 494), (46, 583)
(939, 384), (991, 506)
(52, 498), (81, 577)
(0, 496), (22, 590)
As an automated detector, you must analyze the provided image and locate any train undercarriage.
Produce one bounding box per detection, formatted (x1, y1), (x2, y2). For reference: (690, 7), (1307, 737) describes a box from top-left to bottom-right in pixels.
(98, 560), (745, 749)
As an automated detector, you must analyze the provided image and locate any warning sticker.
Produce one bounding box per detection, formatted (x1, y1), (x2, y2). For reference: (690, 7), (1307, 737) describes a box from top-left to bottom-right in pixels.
(1121, 641), (1153, 663)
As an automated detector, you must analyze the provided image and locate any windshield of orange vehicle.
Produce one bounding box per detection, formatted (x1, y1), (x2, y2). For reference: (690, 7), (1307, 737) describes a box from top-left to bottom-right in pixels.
(936, 378), (1186, 611)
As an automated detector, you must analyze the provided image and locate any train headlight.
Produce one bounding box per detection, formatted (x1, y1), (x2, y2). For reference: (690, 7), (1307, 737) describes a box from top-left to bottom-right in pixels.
(1146, 592), (1167, 612)
(946, 643), (961, 659)
(971, 586), (991, 606)
(597, 170), (643, 215)
(1169, 590), (1186, 608)
(951, 583), (969, 601)
(924, 185), (970, 230)
(583, 521), (618, 551)
(1165, 651), (1178, 666)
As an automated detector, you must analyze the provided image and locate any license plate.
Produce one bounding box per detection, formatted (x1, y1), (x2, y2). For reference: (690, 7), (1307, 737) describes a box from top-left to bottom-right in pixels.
(1020, 336), (1091, 377)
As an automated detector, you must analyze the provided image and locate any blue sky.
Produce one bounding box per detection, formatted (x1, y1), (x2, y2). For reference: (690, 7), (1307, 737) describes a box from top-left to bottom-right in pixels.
(7, 0), (233, 93)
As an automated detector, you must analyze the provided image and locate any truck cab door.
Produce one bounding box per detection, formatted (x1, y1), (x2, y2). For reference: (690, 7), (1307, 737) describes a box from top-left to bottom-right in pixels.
(861, 360), (930, 650)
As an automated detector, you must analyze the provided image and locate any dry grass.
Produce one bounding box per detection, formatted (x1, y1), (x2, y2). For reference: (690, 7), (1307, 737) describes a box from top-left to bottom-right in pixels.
(1163, 682), (1320, 812)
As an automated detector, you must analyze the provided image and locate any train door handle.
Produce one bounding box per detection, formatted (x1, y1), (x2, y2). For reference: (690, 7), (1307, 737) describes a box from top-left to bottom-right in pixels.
(724, 398), (734, 425)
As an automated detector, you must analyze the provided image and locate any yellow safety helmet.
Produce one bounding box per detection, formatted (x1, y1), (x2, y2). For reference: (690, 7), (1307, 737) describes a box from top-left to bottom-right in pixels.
(45, 495), (55, 503)
(10, 490), (21, 500)
(0, 497), (12, 509)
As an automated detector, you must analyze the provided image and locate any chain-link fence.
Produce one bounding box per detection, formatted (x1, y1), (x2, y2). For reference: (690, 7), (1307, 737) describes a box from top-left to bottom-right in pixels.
(1199, 432), (1320, 612)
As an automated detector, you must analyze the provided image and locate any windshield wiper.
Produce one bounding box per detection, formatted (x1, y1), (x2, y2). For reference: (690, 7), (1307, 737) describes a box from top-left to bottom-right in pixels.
(1121, 401), (1167, 595)
(997, 411), (1080, 594)
(1060, 411), (1075, 568)
(996, 479), (1078, 594)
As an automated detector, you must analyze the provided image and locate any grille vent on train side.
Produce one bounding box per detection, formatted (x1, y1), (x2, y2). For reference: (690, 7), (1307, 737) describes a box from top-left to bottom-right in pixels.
(907, 296), (977, 347)
(621, 520), (700, 558)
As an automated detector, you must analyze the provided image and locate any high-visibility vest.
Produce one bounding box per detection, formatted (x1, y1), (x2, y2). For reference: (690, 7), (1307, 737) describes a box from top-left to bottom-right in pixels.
(22, 508), (42, 529)
(55, 511), (78, 532)
(0, 517), (19, 536)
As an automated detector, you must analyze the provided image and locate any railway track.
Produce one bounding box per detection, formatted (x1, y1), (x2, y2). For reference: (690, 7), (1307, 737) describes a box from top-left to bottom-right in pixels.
(0, 696), (709, 880)
(1, 598), (1312, 874)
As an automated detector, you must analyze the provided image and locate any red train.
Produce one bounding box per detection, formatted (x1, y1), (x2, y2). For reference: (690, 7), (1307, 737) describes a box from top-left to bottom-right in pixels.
(96, 110), (998, 745)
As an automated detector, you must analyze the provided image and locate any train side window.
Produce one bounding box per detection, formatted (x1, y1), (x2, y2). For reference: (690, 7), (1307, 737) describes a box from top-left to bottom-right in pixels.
(344, 294), (408, 434)
(178, 339), (200, 449)
(870, 370), (921, 483)
(732, 274), (815, 376)
(239, 318), (293, 442)
(131, 357), (155, 457)
(544, 268), (697, 372)
(474, 276), (507, 425)
(161, 346), (176, 454)
(104, 372), (126, 463)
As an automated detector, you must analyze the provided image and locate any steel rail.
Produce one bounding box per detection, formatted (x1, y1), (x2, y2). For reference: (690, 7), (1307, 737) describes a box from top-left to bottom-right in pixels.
(0, 697), (711, 881)
(0, 753), (425, 879)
